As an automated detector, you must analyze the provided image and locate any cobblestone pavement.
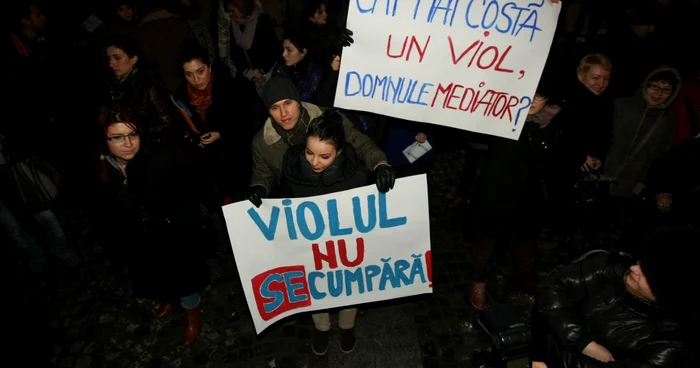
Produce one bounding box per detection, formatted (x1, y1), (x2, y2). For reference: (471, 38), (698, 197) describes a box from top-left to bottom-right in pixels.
(14, 149), (597, 368)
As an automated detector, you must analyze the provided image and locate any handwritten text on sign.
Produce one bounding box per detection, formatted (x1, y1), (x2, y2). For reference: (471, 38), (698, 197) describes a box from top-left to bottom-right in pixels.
(334, 0), (561, 140)
(222, 175), (432, 333)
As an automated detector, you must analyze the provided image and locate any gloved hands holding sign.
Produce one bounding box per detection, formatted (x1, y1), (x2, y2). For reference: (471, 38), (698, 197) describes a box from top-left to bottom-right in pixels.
(247, 185), (267, 208)
(375, 164), (396, 193)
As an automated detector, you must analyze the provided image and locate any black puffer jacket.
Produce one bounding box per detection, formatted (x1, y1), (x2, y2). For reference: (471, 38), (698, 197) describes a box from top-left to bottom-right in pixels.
(281, 144), (369, 198)
(107, 69), (175, 141)
(536, 252), (685, 368)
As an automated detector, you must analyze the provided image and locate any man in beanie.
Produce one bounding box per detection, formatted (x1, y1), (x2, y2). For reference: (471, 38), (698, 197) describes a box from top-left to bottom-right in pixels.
(534, 225), (699, 367)
(247, 77), (394, 207)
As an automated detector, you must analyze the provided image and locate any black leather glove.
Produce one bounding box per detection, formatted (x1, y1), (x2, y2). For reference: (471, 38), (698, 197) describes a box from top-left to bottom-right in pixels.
(334, 29), (354, 56)
(375, 164), (396, 193)
(247, 185), (267, 208)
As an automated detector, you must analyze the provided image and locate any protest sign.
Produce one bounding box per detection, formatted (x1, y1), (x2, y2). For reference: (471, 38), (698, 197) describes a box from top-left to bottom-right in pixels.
(222, 175), (432, 334)
(334, 0), (561, 140)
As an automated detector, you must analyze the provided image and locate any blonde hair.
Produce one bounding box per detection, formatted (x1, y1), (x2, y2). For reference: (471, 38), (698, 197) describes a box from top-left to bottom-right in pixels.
(577, 53), (612, 75)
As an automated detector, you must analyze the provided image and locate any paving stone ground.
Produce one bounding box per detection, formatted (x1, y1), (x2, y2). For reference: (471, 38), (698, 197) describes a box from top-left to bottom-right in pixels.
(12, 149), (601, 368)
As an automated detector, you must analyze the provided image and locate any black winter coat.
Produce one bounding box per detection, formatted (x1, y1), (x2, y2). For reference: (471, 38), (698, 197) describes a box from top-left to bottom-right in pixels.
(107, 69), (175, 141)
(97, 147), (210, 301)
(281, 144), (369, 198)
(536, 252), (685, 368)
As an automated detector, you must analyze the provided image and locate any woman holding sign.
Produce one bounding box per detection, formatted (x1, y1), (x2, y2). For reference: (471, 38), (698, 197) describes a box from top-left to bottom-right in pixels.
(280, 110), (370, 356)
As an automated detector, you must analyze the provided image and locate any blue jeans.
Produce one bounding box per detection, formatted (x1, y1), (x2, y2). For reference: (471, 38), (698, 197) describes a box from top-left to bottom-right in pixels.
(0, 200), (71, 264)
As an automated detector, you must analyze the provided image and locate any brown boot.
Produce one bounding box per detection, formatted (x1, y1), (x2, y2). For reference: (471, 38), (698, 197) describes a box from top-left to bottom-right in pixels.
(155, 303), (174, 318)
(470, 282), (487, 310)
(183, 307), (201, 345)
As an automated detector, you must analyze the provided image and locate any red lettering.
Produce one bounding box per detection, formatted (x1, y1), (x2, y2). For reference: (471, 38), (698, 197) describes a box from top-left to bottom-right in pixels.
(445, 84), (464, 110)
(430, 83), (454, 108)
(312, 241), (338, 270)
(337, 238), (365, 268)
(502, 96), (520, 122)
(425, 250), (432, 288)
(387, 35), (431, 62)
(386, 34), (407, 59)
(494, 45), (515, 74)
(476, 46), (499, 70)
(447, 36), (480, 65)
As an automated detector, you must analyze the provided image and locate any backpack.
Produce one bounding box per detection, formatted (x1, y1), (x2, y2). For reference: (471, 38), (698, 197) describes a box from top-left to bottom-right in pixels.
(7, 152), (62, 212)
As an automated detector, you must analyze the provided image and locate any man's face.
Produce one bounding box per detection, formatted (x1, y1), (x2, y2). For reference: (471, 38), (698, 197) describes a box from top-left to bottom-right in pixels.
(643, 80), (673, 107)
(117, 5), (134, 22)
(269, 99), (301, 131)
(23, 5), (47, 31)
(628, 264), (656, 301)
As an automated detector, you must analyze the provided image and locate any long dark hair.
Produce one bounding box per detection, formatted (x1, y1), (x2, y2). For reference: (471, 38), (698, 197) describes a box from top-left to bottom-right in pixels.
(306, 110), (346, 151)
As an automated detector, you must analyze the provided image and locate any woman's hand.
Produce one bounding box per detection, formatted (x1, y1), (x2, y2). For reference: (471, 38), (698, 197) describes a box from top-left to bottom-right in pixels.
(656, 193), (672, 212)
(581, 155), (602, 172)
(331, 55), (341, 71)
(583, 341), (615, 362)
(199, 132), (221, 147)
(415, 133), (427, 143)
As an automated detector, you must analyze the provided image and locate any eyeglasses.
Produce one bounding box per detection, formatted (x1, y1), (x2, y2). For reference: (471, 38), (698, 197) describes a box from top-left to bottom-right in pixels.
(647, 84), (672, 95)
(107, 132), (139, 143)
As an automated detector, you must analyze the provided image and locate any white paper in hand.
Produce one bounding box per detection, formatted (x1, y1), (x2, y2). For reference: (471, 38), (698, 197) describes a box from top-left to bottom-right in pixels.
(82, 14), (103, 33)
(403, 140), (432, 164)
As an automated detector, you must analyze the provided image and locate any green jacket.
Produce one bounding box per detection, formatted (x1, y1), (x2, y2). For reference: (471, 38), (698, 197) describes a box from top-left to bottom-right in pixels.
(250, 102), (388, 194)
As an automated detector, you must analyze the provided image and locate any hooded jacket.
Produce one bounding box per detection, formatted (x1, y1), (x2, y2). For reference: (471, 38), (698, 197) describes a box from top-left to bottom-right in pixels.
(604, 66), (681, 197)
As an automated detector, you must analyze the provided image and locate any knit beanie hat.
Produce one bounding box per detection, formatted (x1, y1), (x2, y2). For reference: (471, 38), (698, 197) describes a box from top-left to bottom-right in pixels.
(639, 225), (700, 311)
(263, 77), (300, 111)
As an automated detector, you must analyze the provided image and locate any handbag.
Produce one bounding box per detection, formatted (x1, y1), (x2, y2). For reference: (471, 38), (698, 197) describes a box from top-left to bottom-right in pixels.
(7, 152), (62, 211)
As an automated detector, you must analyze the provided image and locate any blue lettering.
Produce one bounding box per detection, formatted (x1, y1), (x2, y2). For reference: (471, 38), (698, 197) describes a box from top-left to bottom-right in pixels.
(296, 201), (325, 241)
(344, 71), (361, 96)
(259, 273), (284, 313)
(308, 271), (327, 300)
(282, 199), (297, 240)
(516, 8), (541, 42)
(344, 268), (366, 296)
(364, 265), (381, 292)
(327, 199), (352, 236)
(379, 192), (407, 228)
(352, 195), (377, 233)
(481, 0), (499, 29)
(410, 254), (428, 284)
(247, 206), (280, 241)
(428, 0), (460, 26)
(356, 0), (376, 14)
(371, 76), (388, 99)
(393, 259), (412, 286)
(379, 257), (399, 290)
(362, 73), (374, 97)
(284, 271), (308, 303)
(328, 270), (344, 297)
(464, 0), (480, 28)
(417, 83), (434, 106)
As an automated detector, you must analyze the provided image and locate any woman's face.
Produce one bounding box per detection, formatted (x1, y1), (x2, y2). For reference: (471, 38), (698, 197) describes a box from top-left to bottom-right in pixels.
(269, 99), (301, 130)
(282, 39), (306, 66)
(578, 65), (611, 96)
(309, 4), (328, 25)
(107, 46), (137, 77)
(117, 5), (134, 22)
(183, 58), (212, 90)
(529, 94), (547, 115)
(106, 122), (140, 162)
(305, 136), (339, 173)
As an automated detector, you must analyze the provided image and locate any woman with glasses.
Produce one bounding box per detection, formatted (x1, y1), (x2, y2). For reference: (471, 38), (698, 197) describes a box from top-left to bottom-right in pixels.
(94, 106), (210, 345)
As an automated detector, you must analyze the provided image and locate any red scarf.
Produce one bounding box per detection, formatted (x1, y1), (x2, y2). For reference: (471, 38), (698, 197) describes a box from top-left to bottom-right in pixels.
(187, 79), (213, 123)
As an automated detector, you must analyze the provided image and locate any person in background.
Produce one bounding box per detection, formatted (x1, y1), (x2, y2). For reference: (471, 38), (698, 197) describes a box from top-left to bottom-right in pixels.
(137, 0), (195, 94)
(174, 42), (256, 203)
(280, 111), (370, 356)
(104, 35), (175, 143)
(105, 1), (138, 39)
(246, 77), (394, 207)
(271, 32), (327, 103)
(469, 83), (561, 310)
(94, 106), (210, 345)
(535, 225), (698, 367)
(217, 0), (279, 80)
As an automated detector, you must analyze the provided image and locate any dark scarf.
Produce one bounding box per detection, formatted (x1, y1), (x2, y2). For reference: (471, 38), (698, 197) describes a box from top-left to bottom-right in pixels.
(187, 77), (213, 122)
